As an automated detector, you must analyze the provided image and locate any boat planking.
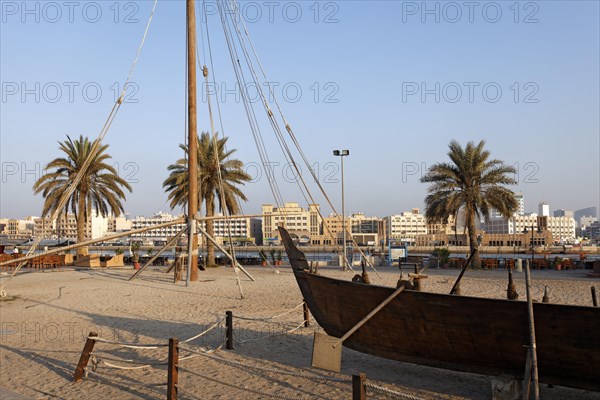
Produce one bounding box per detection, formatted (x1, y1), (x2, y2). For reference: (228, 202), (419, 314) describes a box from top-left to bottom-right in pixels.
(278, 227), (600, 391)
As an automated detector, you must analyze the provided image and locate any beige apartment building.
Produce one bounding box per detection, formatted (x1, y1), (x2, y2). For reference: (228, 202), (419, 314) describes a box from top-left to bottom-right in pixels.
(261, 202), (321, 245)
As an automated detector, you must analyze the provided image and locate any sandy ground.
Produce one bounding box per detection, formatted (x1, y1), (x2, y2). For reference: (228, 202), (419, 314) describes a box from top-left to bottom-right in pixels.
(0, 265), (599, 400)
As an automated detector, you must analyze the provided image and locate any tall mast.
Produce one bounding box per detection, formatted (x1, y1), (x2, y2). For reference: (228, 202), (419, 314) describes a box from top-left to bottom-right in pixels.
(186, 0), (199, 283)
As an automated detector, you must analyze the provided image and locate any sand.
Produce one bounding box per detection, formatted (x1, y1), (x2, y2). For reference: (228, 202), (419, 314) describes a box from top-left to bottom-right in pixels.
(0, 265), (599, 400)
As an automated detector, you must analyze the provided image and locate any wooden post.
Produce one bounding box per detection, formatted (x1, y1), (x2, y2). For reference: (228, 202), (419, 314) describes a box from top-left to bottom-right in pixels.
(167, 338), (179, 400)
(542, 286), (549, 303)
(226, 311), (233, 350)
(523, 259), (540, 400)
(73, 332), (97, 382)
(186, 0), (199, 284)
(352, 373), (367, 400)
(507, 269), (518, 300)
(592, 286), (598, 307)
(303, 302), (310, 327)
(413, 277), (421, 291)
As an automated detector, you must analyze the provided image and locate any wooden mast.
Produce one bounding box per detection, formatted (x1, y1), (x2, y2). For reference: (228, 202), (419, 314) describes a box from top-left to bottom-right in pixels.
(186, 0), (199, 283)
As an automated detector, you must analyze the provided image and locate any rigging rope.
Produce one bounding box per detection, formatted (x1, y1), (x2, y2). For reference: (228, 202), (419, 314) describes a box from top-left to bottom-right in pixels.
(222, 0), (357, 272)
(226, 0), (381, 277)
(0, 0), (159, 297)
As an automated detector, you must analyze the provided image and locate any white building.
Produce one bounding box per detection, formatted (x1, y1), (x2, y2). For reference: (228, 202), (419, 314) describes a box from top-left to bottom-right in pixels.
(538, 202), (550, 217)
(385, 209), (427, 244)
(131, 212), (186, 239)
(484, 214), (576, 243)
(131, 212), (258, 244)
(34, 213), (109, 240)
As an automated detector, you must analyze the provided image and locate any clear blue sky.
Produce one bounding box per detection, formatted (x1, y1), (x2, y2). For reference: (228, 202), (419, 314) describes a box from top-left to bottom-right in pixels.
(1, 1), (599, 219)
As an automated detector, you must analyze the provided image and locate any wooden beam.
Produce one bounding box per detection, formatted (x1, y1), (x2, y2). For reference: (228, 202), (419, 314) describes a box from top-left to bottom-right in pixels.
(523, 260), (540, 400)
(129, 228), (187, 281)
(334, 287), (405, 348)
(0, 219), (185, 268)
(450, 248), (476, 295)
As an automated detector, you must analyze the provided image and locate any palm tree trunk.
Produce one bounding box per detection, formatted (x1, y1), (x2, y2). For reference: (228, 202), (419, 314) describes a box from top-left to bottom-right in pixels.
(76, 194), (88, 256)
(467, 207), (479, 268)
(206, 197), (216, 267)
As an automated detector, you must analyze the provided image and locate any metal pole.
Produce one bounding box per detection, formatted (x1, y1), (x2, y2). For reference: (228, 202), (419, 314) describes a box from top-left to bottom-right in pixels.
(341, 155), (346, 271)
(523, 259), (540, 400)
(531, 224), (534, 270)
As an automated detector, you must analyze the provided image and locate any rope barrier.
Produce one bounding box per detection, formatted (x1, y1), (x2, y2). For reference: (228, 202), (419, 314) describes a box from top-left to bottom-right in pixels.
(0, 0), (159, 298)
(179, 366), (309, 400)
(90, 353), (166, 366)
(184, 350), (350, 384)
(181, 317), (226, 343)
(179, 343), (223, 357)
(91, 336), (168, 349)
(235, 302), (305, 322)
(232, 320), (306, 345)
(364, 381), (426, 400)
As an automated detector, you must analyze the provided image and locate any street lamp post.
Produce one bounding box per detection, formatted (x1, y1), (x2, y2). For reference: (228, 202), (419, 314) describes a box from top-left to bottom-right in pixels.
(333, 149), (349, 270)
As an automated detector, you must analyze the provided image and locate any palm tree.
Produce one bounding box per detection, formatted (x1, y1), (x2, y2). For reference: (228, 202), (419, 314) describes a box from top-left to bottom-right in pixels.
(163, 132), (251, 267)
(33, 135), (132, 255)
(420, 140), (518, 267)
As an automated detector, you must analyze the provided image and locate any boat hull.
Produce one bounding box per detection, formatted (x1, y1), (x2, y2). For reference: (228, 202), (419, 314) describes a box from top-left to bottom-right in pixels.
(294, 269), (599, 390)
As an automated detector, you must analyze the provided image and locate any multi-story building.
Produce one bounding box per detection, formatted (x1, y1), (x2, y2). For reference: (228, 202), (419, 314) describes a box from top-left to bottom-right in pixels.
(108, 216), (132, 233)
(131, 212), (260, 244)
(350, 213), (384, 246)
(6, 217), (36, 238)
(554, 209), (574, 218)
(538, 202), (550, 217)
(385, 209), (427, 244)
(426, 214), (456, 235)
(322, 214), (349, 246)
(0, 218), (8, 236)
(131, 212), (186, 239)
(34, 213), (109, 240)
(574, 207), (597, 226)
(261, 203), (321, 245)
(588, 221), (600, 243)
(488, 193), (524, 220)
(484, 214), (576, 243)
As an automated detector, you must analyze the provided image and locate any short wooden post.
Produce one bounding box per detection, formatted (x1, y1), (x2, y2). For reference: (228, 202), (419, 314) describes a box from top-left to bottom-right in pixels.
(73, 332), (98, 382)
(303, 302), (310, 327)
(352, 373), (367, 400)
(226, 311), (233, 350)
(413, 277), (422, 291)
(167, 338), (179, 400)
(592, 286), (598, 307)
(542, 286), (550, 303)
(507, 269), (519, 300)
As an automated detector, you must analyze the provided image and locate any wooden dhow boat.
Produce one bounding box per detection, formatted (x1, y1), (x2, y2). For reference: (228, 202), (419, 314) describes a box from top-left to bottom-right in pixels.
(278, 227), (600, 391)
